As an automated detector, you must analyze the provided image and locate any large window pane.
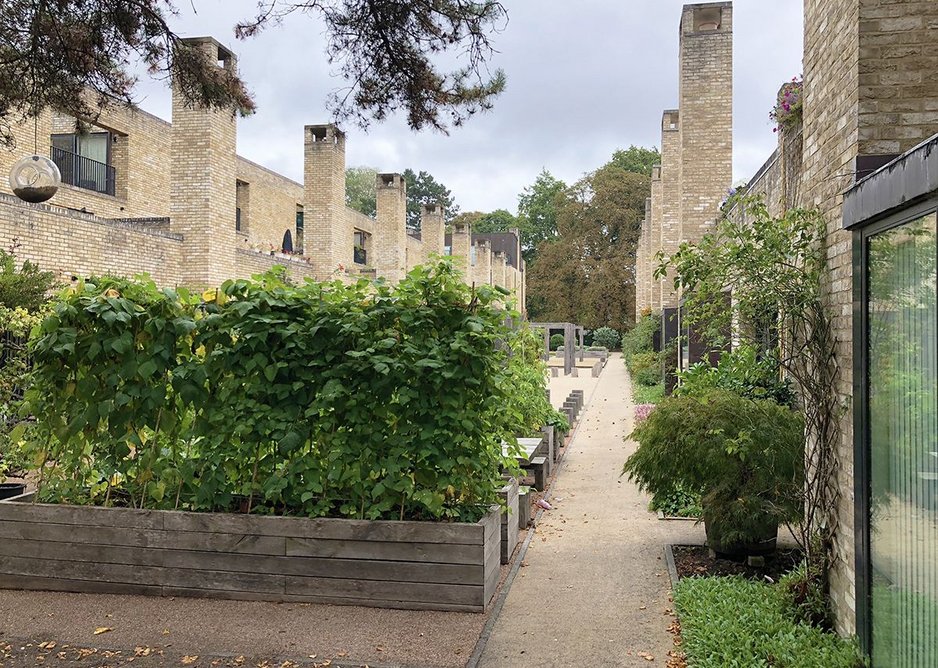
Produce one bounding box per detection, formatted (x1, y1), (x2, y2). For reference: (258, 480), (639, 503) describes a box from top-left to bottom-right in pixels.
(867, 212), (937, 667)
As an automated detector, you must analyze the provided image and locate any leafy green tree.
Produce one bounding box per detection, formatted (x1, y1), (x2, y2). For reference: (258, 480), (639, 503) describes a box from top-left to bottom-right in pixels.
(526, 163), (649, 329)
(516, 170), (566, 263)
(1, 0), (507, 148)
(464, 209), (518, 233)
(403, 169), (459, 229)
(0, 247), (56, 312)
(608, 145), (661, 176)
(345, 166), (378, 217)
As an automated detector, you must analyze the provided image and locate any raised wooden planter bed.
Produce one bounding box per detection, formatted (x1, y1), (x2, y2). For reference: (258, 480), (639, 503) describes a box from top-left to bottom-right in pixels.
(0, 496), (501, 612)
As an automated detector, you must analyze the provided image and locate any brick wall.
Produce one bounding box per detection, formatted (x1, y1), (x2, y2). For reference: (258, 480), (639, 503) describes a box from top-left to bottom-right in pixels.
(420, 204), (446, 265)
(649, 166), (663, 313)
(233, 248), (318, 283)
(167, 37), (239, 287)
(0, 194), (184, 285)
(492, 251), (507, 289)
(236, 157), (303, 253)
(472, 241), (492, 286)
(802, 0), (938, 636)
(451, 222), (472, 277)
(857, 0), (938, 158)
(634, 197), (651, 320)
(303, 124), (346, 280)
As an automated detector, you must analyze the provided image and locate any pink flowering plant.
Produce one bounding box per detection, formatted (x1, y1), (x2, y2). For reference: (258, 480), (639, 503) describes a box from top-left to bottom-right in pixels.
(770, 77), (803, 133)
(634, 403), (655, 424)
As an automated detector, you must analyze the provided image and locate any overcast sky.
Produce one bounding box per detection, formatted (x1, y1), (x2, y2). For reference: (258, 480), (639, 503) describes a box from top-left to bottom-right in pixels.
(133, 0), (803, 214)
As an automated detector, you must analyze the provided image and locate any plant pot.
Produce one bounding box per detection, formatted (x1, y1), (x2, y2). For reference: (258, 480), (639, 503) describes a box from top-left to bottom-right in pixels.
(704, 515), (778, 558)
(0, 482), (27, 500)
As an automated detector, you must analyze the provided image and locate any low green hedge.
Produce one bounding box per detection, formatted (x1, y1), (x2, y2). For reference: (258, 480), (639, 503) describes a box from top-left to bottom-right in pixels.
(673, 576), (865, 668)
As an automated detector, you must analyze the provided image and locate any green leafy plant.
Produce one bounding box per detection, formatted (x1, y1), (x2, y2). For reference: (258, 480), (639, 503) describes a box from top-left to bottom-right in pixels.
(658, 195), (838, 570)
(502, 323), (558, 436)
(591, 326), (620, 350)
(621, 313), (658, 366)
(632, 382), (664, 405)
(549, 333), (565, 350)
(675, 344), (795, 406)
(780, 555), (832, 629)
(623, 390), (805, 550)
(0, 306), (46, 482)
(546, 410), (569, 438)
(24, 261), (527, 522)
(649, 482), (701, 518)
(674, 576), (865, 668)
(629, 351), (661, 387)
(0, 246), (57, 312)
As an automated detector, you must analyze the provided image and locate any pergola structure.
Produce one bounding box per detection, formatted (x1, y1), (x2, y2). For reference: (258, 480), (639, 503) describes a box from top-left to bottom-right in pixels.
(530, 322), (585, 375)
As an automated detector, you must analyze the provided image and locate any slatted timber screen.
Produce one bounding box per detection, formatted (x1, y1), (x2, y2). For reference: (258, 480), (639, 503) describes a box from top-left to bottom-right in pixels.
(0, 499), (501, 612)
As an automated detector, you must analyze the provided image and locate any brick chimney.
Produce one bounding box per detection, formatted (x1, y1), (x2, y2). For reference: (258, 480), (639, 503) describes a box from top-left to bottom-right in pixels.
(170, 37), (238, 286)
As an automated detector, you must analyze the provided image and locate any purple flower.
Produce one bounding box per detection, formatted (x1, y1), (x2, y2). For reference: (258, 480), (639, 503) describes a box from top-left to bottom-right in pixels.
(634, 404), (656, 423)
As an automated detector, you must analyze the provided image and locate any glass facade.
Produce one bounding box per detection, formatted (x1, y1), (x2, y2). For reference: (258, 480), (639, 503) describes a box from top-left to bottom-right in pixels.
(866, 211), (937, 667)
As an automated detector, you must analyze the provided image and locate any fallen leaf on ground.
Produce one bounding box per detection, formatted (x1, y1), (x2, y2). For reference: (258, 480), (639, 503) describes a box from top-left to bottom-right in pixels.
(92, 627), (112, 636)
(181, 655), (199, 665)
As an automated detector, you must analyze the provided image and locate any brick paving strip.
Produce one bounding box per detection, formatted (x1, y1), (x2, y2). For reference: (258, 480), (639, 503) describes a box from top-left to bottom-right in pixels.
(475, 354), (704, 667)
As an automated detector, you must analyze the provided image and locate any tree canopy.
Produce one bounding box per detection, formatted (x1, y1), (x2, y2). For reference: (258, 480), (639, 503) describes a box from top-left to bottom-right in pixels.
(516, 170), (566, 263)
(403, 169), (459, 229)
(345, 166), (378, 218)
(525, 156), (652, 330)
(0, 0), (507, 148)
(608, 145), (661, 176)
(453, 209), (519, 234)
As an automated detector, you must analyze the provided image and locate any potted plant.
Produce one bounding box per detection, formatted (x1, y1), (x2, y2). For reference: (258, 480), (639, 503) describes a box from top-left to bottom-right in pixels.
(622, 389), (804, 557)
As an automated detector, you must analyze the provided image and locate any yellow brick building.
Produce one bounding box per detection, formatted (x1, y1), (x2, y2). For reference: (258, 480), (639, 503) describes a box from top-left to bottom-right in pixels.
(0, 37), (524, 299)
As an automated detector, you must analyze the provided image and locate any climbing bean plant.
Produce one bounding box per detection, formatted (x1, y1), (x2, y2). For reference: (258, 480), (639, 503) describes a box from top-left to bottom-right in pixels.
(24, 261), (529, 522)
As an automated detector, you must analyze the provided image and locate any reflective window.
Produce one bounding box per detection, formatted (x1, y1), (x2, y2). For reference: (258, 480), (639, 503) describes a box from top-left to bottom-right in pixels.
(867, 212), (937, 667)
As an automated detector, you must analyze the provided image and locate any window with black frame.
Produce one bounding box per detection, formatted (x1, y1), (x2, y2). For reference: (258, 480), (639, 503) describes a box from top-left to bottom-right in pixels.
(858, 203), (937, 667)
(50, 131), (115, 195)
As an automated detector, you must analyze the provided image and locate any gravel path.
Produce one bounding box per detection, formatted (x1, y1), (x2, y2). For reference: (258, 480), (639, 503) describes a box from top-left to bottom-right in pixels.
(476, 354), (704, 667)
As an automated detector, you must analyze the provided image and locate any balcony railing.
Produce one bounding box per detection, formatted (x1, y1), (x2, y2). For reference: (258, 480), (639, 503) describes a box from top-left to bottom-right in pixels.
(50, 146), (116, 196)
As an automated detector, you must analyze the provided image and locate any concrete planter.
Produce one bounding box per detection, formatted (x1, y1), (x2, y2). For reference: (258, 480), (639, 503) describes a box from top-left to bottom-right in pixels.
(0, 496), (501, 612)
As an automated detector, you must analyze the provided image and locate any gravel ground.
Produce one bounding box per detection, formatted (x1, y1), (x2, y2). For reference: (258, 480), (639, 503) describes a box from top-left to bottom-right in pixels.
(0, 566), (516, 668)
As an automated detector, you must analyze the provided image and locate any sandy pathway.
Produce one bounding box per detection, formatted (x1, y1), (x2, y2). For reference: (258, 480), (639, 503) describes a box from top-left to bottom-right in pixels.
(477, 354), (703, 667)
